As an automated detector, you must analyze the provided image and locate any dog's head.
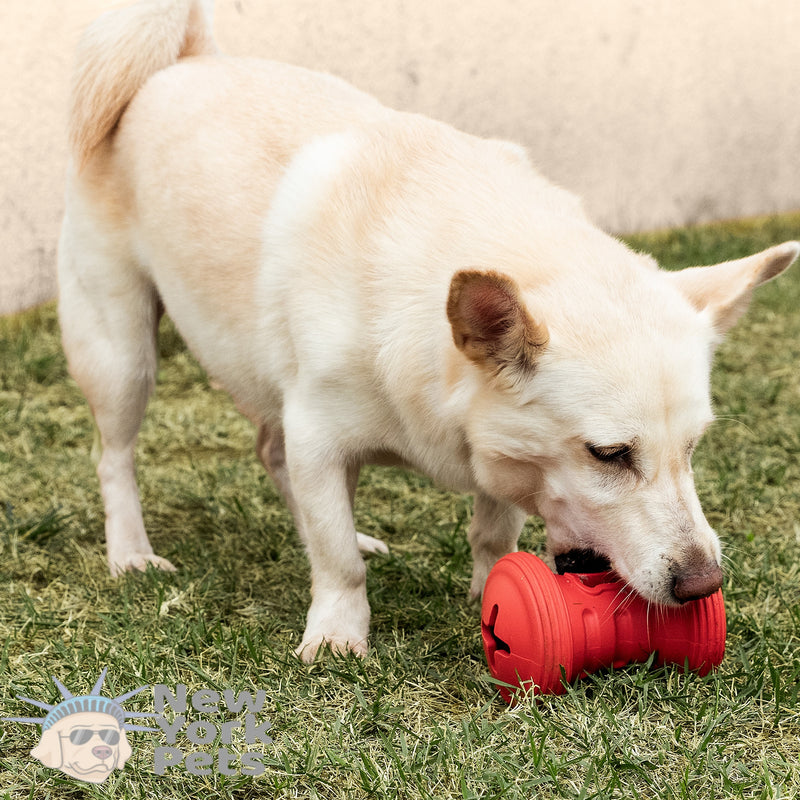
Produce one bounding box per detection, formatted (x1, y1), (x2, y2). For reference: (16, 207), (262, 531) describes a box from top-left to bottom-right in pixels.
(30, 710), (132, 784)
(448, 240), (798, 605)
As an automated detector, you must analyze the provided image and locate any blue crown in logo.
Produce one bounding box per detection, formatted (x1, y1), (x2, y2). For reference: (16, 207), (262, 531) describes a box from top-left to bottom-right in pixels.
(4, 667), (157, 732)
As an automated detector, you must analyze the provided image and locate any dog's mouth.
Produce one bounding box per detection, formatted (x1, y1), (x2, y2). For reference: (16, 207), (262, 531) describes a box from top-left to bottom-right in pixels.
(554, 548), (612, 575)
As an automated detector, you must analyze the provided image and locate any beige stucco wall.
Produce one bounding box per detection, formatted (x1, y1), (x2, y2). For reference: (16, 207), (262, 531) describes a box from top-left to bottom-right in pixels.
(2, 0), (799, 316)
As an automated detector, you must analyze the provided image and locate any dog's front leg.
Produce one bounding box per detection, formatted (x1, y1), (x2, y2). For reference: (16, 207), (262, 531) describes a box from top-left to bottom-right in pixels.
(284, 424), (370, 662)
(468, 493), (527, 598)
(293, 465), (370, 662)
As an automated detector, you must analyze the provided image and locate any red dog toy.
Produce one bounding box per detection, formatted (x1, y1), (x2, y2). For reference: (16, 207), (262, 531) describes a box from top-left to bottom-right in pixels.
(481, 552), (726, 702)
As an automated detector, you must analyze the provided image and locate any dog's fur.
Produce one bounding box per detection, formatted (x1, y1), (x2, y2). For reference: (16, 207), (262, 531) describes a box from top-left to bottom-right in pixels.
(59, 0), (798, 661)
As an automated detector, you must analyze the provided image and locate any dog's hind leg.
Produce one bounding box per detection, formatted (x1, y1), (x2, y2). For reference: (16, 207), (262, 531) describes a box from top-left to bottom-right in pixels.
(256, 424), (388, 555)
(58, 214), (174, 577)
(345, 462), (389, 555)
(255, 424), (300, 520)
(468, 493), (527, 599)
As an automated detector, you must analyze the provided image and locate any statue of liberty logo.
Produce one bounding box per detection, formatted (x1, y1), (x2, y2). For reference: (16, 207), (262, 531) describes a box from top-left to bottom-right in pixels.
(4, 668), (156, 784)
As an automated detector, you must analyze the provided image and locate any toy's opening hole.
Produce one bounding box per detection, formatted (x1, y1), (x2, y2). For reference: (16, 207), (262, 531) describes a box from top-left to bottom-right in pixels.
(482, 604), (511, 666)
(555, 548), (611, 574)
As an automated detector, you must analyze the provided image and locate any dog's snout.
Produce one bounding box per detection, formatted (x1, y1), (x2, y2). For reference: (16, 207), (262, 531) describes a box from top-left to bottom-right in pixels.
(671, 555), (723, 603)
(92, 745), (112, 760)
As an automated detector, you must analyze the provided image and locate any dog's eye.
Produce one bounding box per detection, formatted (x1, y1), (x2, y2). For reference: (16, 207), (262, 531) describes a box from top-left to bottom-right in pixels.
(99, 729), (120, 745)
(586, 443), (634, 468)
(69, 729), (95, 745)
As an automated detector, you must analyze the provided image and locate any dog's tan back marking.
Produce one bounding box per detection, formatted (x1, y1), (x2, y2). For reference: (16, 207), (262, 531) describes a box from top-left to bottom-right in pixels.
(307, 125), (413, 256)
(101, 56), (391, 338)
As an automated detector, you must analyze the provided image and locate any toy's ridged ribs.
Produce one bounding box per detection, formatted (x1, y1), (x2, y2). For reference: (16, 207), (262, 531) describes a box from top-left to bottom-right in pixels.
(481, 552), (726, 702)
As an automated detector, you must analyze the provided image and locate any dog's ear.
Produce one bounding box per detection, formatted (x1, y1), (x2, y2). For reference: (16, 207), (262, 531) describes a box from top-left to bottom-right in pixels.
(447, 269), (548, 375)
(669, 241), (799, 336)
(117, 730), (133, 765)
(31, 729), (63, 768)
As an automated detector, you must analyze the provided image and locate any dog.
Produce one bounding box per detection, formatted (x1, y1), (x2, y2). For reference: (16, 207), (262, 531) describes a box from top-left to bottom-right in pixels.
(31, 711), (131, 784)
(58, 0), (797, 661)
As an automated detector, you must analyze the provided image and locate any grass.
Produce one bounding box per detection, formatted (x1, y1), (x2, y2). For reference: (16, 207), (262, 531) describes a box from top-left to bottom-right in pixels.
(1, 213), (799, 798)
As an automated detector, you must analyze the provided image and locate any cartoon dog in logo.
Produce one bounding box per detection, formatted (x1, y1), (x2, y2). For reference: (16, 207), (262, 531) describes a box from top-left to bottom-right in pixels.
(4, 668), (155, 784)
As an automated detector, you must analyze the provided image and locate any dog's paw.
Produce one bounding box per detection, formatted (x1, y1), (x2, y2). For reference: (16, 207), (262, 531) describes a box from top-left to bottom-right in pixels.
(298, 586), (370, 662)
(356, 532), (389, 555)
(469, 580), (485, 602)
(469, 562), (493, 601)
(109, 553), (177, 577)
(294, 634), (368, 663)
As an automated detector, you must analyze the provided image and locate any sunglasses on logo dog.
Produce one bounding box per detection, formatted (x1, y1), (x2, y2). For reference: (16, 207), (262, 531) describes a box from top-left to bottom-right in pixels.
(61, 728), (120, 745)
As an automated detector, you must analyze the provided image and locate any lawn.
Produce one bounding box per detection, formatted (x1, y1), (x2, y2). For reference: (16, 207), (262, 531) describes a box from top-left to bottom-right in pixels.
(0, 213), (799, 799)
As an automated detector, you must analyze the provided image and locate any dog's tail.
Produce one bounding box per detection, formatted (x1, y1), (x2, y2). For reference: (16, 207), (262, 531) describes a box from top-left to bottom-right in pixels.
(69, 0), (217, 169)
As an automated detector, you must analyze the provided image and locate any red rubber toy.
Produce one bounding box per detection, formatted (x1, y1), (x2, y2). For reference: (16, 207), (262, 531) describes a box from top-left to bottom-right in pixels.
(481, 552), (726, 702)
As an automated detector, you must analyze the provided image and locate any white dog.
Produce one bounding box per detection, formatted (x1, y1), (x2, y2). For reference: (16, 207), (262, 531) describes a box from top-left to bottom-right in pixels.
(58, 0), (797, 661)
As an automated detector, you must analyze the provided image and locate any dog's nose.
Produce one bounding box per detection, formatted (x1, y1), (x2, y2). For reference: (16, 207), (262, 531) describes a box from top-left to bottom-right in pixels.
(671, 557), (723, 603)
(92, 745), (112, 760)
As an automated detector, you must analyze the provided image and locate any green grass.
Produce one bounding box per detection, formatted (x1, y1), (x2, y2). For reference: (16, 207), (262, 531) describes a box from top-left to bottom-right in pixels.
(1, 213), (799, 799)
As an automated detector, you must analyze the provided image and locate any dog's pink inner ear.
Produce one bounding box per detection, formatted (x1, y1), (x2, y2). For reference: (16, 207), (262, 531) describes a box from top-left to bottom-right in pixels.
(670, 241), (799, 336)
(447, 269), (548, 371)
